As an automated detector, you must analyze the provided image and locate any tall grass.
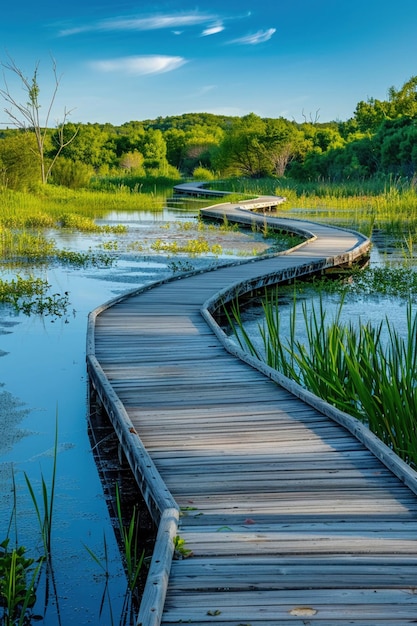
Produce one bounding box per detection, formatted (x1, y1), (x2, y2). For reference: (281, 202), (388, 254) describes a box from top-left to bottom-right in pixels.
(115, 484), (145, 594)
(228, 290), (417, 468)
(24, 416), (58, 559)
(0, 185), (167, 231)
(217, 176), (417, 240)
(0, 420), (59, 626)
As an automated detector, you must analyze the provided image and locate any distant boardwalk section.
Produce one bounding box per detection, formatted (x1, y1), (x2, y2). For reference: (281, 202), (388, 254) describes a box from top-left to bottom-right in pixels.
(86, 184), (417, 625)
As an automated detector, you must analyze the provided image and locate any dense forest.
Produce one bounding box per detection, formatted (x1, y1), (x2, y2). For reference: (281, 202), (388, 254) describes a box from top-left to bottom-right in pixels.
(1, 75), (417, 190)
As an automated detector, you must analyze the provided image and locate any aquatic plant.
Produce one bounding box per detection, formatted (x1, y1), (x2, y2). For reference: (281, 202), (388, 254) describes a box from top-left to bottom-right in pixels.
(115, 484), (145, 594)
(0, 275), (70, 319)
(57, 249), (114, 268)
(168, 260), (195, 273)
(0, 229), (57, 262)
(150, 237), (223, 256)
(24, 416), (58, 558)
(0, 539), (42, 626)
(228, 290), (417, 468)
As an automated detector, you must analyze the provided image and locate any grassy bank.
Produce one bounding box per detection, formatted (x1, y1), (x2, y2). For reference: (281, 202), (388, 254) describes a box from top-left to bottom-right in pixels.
(215, 177), (417, 239)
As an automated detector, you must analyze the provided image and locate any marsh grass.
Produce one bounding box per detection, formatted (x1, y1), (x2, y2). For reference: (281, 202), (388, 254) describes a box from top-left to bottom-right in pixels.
(215, 177), (417, 240)
(150, 237), (223, 256)
(24, 416), (58, 559)
(0, 230), (57, 262)
(0, 539), (43, 626)
(0, 185), (166, 233)
(93, 174), (181, 194)
(0, 419), (59, 626)
(84, 534), (115, 625)
(0, 275), (70, 318)
(228, 289), (417, 468)
(84, 491), (147, 626)
(115, 484), (145, 595)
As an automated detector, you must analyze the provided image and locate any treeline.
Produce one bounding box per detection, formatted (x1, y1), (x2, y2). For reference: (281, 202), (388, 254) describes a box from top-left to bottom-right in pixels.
(2, 75), (417, 190)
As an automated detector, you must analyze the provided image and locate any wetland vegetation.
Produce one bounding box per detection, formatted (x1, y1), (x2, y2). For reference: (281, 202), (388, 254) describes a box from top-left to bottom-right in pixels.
(2, 70), (417, 623)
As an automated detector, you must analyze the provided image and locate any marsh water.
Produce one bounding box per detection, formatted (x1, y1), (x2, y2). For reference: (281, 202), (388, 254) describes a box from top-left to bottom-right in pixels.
(230, 229), (417, 355)
(0, 200), (414, 624)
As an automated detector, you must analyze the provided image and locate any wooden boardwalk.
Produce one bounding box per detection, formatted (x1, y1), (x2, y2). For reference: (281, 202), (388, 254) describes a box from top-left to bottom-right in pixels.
(87, 187), (417, 625)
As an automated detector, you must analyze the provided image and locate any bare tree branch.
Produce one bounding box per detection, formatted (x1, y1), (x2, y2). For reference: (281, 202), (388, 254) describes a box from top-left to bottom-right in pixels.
(0, 55), (78, 183)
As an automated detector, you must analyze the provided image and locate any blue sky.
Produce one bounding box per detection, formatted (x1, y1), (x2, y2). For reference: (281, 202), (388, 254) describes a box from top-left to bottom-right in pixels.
(1, 0), (417, 126)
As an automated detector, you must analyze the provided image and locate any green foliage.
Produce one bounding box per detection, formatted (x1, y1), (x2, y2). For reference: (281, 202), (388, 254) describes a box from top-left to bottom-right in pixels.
(0, 58), (78, 184)
(0, 229), (57, 261)
(58, 212), (103, 231)
(57, 249), (114, 267)
(173, 535), (193, 559)
(192, 165), (215, 181)
(229, 291), (417, 468)
(0, 275), (70, 318)
(0, 133), (41, 191)
(150, 237), (223, 256)
(118, 150), (145, 175)
(2, 73), (417, 185)
(56, 122), (116, 169)
(115, 484), (145, 593)
(49, 158), (94, 189)
(0, 538), (42, 626)
(24, 415), (58, 558)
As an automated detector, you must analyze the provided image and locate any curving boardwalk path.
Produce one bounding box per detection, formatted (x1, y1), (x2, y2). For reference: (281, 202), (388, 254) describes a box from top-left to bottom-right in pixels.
(87, 185), (417, 625)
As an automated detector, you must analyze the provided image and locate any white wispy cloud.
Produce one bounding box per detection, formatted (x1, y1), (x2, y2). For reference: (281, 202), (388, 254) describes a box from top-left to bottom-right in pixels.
(229, 28), (276, 45)
(59, 13), (218, 37)
(196, 85), (217, 96)
(201, 21), (225, 37)
(90, 55), (187, 75)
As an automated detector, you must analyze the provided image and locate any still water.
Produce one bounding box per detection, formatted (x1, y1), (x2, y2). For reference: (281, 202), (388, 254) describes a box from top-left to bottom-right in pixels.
(232, 235), (417, 357)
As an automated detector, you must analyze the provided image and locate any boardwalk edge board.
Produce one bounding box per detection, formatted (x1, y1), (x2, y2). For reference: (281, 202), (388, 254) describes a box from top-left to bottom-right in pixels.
(85, 183), (417, 626)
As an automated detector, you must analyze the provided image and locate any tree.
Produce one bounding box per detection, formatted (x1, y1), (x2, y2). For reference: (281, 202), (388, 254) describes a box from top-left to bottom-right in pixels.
(213, 113), (270, 177)
(119, 150), (145, 174)
(57, 122), (116, 168)
(263, 118), (309, 177)
(141, 129), (167, 170)
(387, 76), (417, 118)
(49, 157), (94, 189)
(0, 132), (40, 190)
(0, 56), (77, 183)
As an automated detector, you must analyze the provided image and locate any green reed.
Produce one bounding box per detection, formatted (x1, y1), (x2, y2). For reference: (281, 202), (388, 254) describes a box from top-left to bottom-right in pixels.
(228, 289), (417, 468)
(0, 230), (57, 261)
(24, 416), (58, 559)
(150, 237), (223, 256)
(1, 475), (43, 626)
(115, 484), (145, 594)
(214, 176), (417, 239)
(0, 539), (43, 626)
(0, 185), (167, 231)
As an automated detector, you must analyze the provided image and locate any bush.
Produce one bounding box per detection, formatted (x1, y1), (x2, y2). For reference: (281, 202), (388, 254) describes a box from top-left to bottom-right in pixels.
(50, 158), (94, 189)
(192, 166), (215, 181)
